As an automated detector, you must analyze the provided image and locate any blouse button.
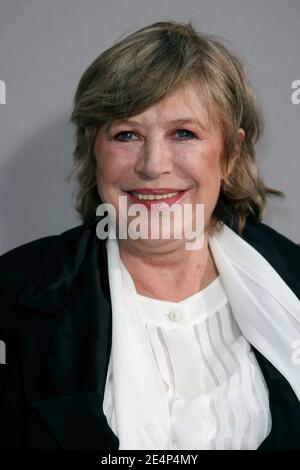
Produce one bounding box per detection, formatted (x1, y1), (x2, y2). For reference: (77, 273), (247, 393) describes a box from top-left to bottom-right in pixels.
(168, 310), (182, 322)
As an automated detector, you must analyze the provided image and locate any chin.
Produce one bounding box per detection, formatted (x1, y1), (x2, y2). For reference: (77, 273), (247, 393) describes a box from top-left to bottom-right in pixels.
(126, 236), (189, 253)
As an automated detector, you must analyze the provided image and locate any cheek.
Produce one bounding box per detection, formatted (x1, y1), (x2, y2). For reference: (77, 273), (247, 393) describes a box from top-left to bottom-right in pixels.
(95, 149), (134, 207)
(185, 147), (223, 188)
(96, 143), (126, 186)
(185, 146), (223, 216)
(204, 159), (222, 189)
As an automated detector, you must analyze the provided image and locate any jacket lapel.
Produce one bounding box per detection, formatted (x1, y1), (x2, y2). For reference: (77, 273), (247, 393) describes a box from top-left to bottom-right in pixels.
(254, 346), (300, 450)
(240, 220), (300, 449)
(17, 223), (119, 449)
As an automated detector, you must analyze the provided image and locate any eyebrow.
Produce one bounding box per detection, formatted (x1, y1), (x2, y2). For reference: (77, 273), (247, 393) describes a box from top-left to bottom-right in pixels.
(106, 117), (207, 133)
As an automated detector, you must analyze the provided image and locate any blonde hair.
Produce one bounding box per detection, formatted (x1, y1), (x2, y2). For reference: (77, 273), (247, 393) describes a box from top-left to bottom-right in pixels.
(70, 20), (284, 235)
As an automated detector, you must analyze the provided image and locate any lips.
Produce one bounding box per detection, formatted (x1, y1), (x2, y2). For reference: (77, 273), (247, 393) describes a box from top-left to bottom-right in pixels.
(125, 188), (189, 208)
(128, 188), (185, 195)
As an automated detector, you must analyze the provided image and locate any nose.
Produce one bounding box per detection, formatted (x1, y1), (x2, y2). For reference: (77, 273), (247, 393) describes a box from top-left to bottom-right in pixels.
(134, 137), (173, 179)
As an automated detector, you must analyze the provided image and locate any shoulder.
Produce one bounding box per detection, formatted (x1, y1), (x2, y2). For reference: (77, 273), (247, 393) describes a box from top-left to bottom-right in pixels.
(241, 218), (300, 257)
(241, 218), (300, 295)
(0, 223), (88, 289)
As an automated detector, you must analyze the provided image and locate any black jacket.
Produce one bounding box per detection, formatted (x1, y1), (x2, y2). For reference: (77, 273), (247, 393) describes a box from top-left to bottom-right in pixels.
(0, 218), (300, 450)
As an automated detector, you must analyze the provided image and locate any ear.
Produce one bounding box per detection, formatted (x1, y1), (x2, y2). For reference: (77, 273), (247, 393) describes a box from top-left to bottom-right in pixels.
(222, 128), (245, 181)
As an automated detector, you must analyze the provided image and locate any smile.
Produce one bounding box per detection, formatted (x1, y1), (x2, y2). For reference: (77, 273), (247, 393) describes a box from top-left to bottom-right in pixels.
(125, 188), (189, 207)
(131, 191), (179, 200)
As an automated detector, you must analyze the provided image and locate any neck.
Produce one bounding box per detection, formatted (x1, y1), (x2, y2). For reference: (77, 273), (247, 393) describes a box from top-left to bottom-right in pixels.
(118, 234), (219, 302)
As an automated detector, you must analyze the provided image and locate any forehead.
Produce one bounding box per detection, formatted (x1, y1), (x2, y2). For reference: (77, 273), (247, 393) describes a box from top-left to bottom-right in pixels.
(142, 83), (209, 115)
(107, 82), (215, 131)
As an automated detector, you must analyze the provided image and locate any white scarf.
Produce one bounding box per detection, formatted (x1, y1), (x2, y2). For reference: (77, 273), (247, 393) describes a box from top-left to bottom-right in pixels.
(105, 223), (300, 450)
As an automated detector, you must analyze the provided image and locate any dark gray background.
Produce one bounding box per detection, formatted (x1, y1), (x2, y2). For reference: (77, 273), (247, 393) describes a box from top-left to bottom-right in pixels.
(0, 0), (299, 254)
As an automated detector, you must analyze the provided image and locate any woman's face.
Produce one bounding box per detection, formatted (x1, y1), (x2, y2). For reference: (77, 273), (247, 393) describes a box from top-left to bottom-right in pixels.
(94, 82), (242, 250)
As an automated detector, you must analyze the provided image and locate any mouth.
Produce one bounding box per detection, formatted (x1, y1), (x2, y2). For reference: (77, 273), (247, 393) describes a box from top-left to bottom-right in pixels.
(124, 188), (190, 208)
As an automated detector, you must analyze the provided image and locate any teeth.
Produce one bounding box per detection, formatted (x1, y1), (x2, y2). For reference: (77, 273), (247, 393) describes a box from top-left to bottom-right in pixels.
(132, 192), (179, 200)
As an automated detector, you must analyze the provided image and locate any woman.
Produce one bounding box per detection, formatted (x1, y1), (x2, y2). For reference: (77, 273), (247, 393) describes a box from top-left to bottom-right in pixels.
(0, 20), (299, 450)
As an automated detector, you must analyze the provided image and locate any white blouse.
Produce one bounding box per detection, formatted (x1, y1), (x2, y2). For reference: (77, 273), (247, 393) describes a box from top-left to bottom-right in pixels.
(103, 273), (272, 450)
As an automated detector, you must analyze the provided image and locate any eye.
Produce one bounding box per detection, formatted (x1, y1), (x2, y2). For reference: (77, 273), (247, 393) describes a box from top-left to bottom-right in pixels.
(175, 129), (197, 140)
(114, 131), (139, 141)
